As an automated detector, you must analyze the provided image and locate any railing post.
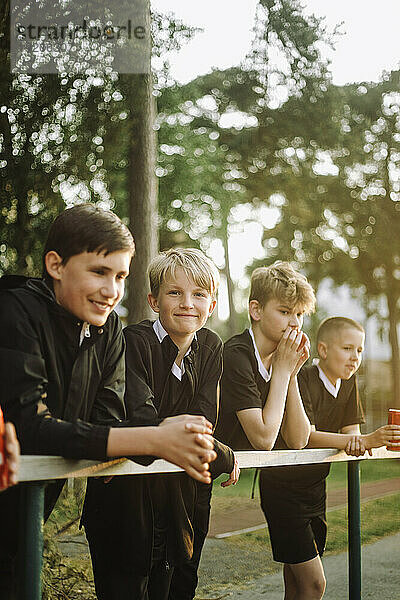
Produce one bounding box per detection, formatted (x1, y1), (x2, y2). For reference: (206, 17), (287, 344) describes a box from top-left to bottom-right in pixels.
(347, 460), (361, 600)
(18, 482), (45, 600)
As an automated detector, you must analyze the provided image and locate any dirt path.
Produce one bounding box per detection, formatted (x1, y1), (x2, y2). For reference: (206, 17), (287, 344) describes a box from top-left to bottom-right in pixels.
(208, 477), (400, 538)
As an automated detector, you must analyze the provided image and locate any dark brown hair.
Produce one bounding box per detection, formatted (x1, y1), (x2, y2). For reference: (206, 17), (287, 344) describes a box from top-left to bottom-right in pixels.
(43, 204), (134, 278)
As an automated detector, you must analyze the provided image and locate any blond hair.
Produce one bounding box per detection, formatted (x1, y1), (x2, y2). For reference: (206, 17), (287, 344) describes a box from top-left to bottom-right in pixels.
(317, 317), (365, 344)
(249, 261), (316, 314)
(148, 248), (220, 299)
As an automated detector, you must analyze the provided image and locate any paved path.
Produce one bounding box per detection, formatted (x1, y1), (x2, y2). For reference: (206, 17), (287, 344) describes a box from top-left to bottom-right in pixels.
(209, 477), (400, 538)
(200, 532), (400, 599)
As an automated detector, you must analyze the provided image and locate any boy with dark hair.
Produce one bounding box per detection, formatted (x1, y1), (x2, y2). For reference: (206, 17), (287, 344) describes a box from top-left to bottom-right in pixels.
(0, 205), (216, 599)
(261, 316), (400, 600)
(83, 247), (238, 600)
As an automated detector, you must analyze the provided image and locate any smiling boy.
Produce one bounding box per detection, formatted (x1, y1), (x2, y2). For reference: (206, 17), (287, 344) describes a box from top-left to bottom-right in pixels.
(0, 206), (215, 599)
(83, 248), (237, 600)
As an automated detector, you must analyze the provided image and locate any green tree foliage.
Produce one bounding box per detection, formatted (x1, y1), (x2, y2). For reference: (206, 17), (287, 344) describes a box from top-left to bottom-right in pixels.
(0, 0), (195, 318)
(253, 72), (400, 401)
(156, 0), (334, 330)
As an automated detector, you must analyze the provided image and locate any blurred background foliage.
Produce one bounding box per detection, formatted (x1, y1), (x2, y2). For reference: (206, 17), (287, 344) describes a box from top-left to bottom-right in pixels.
(0, 0), (399, 404)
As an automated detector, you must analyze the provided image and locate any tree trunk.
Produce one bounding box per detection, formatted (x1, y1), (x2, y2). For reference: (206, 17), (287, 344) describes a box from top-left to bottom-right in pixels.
(125, 0), (158, 324)
(386, 289), (400, 406)
(126, 72), (159, 324)
(221, 222), (238, 335)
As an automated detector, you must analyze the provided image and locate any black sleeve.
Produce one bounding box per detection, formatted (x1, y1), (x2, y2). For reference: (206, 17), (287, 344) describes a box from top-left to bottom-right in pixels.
(298, 368), (317, 425)
(209, 438), (235, 478)
(221, 345), (263, 414)
(0, 293), (109, 460)
(194, 332), (223, 426)
(123, 327), (161, 426)
(340, 375), (365, 429)
(90, 316), (127, 425)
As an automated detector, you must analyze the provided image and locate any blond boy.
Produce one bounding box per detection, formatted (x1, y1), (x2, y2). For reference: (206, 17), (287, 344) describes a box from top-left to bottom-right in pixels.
(216, 261), (316, 598)
(216, 261), (314, 452)
(83, 248), (237, 600)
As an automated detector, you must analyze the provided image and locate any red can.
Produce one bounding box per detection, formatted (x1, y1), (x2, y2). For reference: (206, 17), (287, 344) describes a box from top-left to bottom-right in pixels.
(0, 407), (9, 488)
(387, 409), (400, 451)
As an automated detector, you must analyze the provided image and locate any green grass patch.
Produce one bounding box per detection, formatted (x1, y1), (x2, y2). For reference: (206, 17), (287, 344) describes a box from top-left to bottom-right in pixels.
(328, 458), (400, 489)
(212, 458), (400, 499)
(327, 493), (400, 553)
(198, 493), (400, 596)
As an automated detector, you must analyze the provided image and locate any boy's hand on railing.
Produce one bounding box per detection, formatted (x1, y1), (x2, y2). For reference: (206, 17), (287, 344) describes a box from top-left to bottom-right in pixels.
(157, 415), (217, 484)
(345, 435), (367, 457)
(362, 425), (400, 454)
(220, 457), (240, 488)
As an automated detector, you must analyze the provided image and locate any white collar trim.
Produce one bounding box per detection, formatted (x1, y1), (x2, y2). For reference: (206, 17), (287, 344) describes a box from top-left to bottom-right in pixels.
(313, 358), (341, 398)
(249, 327), (272, 382)
(153, 318), (169, 343)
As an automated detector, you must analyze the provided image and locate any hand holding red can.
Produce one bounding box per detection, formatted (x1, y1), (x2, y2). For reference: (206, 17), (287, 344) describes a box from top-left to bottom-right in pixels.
(387, 409), (400, 451)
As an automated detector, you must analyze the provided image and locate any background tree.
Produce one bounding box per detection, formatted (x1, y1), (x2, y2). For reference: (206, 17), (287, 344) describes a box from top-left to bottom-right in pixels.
(250, 73), (400, 403)
(0, 1), (196, 322)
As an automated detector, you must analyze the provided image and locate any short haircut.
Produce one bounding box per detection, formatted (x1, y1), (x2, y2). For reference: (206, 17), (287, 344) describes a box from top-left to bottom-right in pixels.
(317, 317), (365, 344)
(148, 248), (220, 299)
(249, 261), (316, 315)
(43, 204), (135, 277)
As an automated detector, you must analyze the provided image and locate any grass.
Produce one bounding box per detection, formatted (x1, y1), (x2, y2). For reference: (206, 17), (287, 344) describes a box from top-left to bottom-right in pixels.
(212, 458), (400, 500)
(328, 458), (400, 489)
(196, 493), (400, 597)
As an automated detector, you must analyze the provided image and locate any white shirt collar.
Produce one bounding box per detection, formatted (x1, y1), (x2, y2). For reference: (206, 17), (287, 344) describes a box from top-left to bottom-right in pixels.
(152, 319), (195, 381)
(312, 358), (341, 398)
(153, 318), (169, 343)
(249, 327), (272, 383)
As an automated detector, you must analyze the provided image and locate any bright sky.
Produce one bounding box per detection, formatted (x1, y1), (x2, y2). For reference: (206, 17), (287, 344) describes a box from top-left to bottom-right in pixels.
(152, 0), (400, 85)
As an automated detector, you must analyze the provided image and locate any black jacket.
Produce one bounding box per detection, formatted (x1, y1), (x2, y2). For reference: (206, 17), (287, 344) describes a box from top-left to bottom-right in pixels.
(123, 320), (234, 475)
(0, 276), (127, 459)
(83, 320), (234, 573)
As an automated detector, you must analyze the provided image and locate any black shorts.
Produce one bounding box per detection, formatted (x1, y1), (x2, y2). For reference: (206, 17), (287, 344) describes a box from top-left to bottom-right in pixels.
(264, 512), (327, 565)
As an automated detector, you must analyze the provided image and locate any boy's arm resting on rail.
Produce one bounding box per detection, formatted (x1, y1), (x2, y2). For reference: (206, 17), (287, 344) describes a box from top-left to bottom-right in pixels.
(280, 375), (311, 450)
(107, 416), (216, 484)
(232, 362), (289, 451)
(209, 438), (236, 479)
(359, 425), (400, 454)
(307, 424), (396, 458)
(0, 295), (112, 460)
(307, 424), (362, 450)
